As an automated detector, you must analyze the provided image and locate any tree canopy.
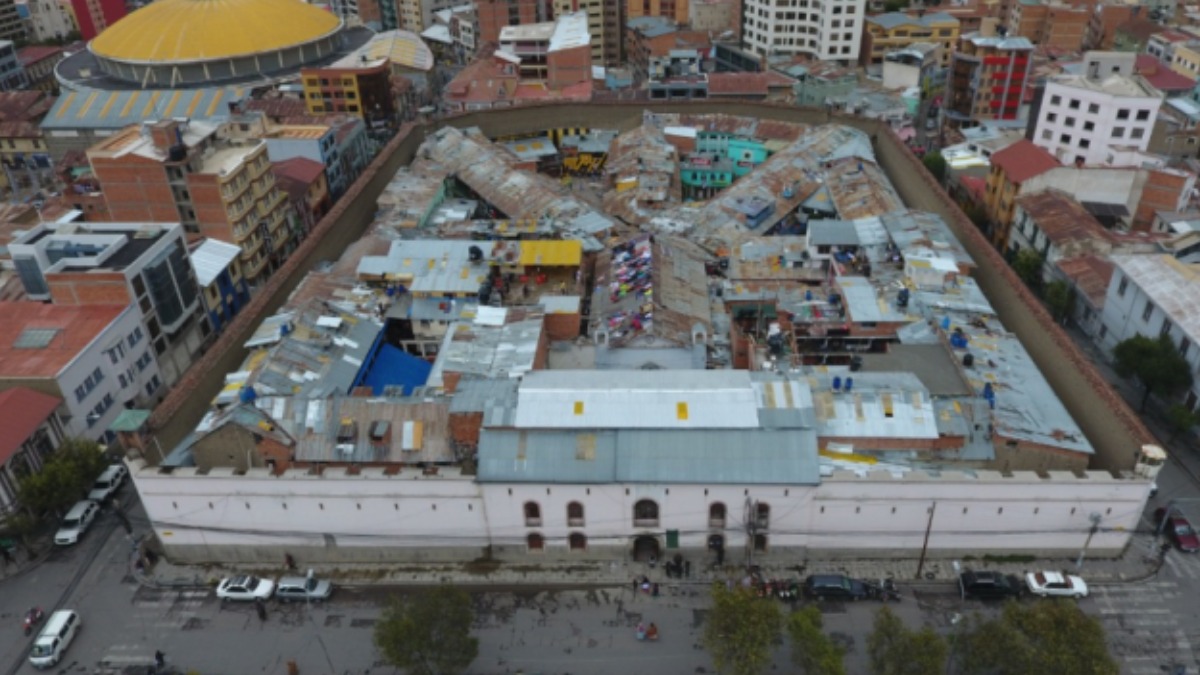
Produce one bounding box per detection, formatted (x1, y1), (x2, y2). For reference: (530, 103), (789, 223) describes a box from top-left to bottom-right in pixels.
(957, 600), (1118, 675)
(1012, 249), (1044, 290)
(922, 152), (947, 182)
(1113, 334), (1193, 411)
(866, 606), (947, 675)
(703, 582), (783, 675)
(787, 604), (845, 675)
(1043, 279), (1074, 325)
(17, 438), (109, 517)
(373, 586), (478, 675)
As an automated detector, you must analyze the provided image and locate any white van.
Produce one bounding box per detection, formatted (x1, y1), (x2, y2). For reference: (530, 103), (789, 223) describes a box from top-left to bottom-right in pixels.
(29, 610), (80, 668)
(87, 464), (128, 502)
(54, 500), (98, 546)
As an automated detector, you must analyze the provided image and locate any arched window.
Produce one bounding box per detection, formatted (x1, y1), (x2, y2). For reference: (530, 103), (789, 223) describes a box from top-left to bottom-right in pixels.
(523, 501), (541, 526)
(709, 502), (727, 528)
(569, 532), (587, 551)
(633, 499), (659, 527)
(567, 501), (585, 526)
(755, 502), (770, 529)
(527, 533), (544, 551)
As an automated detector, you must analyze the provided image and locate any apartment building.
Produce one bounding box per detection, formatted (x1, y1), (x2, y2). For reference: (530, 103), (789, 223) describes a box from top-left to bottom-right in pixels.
(263, 124), (351, 200)
(0, 303), (163, 442)
(626, 0), (688, 25)
(17, 45), (65, 92)
(70, 0), (126, 39)
(1031, 69), (1163, 165)
(0, 388), (65, 515)
(947, 28), (1033, 124)
(983, 138), (1059, 247)
(625, 16), (712, 81)
(498, 12), (593, 88)
(190, 238), (249, 334)
(1086, 4), (1139, 51)
(862, 12), (959, 68)
(0, 90), (55, 201)
(0, 40), (26, 91)
(742, 0), (866, 61)
(7, 221), (208, 387)
(554, 0), (621, 67)
(1009, 0), (1089, 52)
(300, 58), (397, 131)
(477, 0), (553, 45)
(272, 157), (331, 236)
(86, 120), (295, 287)
(1170, 41), (1200, 78)
(27, 0), (77, 42)
(0, 0), (25, 42)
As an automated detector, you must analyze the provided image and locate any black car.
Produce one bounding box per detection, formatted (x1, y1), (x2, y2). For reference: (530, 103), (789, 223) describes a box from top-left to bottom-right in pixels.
(959, 570), (1023, 600)
(804, 574), (869, 601)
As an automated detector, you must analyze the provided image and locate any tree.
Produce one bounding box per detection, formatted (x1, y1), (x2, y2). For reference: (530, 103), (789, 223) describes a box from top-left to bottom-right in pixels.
(1166, 403), (1200, 441)
(1113, 334), (1194, 412)
(374, 585), (478, 675)
(866, 606), (947, 675)
(1012, 249), (1044, 290)
(16, 438), (108, 517)
(1043, 279), (1074, 325)
(703, 582), (783, 675)
(958, 600), (1118, 675)
(787, 604), (845, 675)
(922, 151), (947, 182)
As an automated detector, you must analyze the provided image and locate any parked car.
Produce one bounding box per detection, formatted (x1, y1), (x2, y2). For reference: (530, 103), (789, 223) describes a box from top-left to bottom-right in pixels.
(1024, 570), (1088, 598)
(1155, 507), (1200, 552)
(54, 501), (99, 546)
(803, 574), (869, 601)
(216, 575), (275, 602)
(87, 464), (128, 503)
(275, 576), (333, 602)
(958, 570), (1023, 600)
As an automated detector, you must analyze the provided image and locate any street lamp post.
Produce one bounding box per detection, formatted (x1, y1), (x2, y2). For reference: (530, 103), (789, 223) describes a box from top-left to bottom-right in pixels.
(1075, 512), (1103, 571)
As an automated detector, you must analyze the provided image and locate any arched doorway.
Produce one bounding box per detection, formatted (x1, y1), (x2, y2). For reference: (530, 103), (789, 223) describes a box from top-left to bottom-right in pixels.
(632, 535), (660, 562)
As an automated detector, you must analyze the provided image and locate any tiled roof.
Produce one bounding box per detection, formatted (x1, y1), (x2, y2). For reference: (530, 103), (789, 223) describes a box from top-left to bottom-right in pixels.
(0, 387), (61, 465)
(707, 71), (795, 95)
(17, 45), (64, 67)
(272, 157), (325, 185)
(990, 139), (1058, 183)
(0, 91), (52, 122)
(1015, 191), (1105, 247)
(0, 303), (127, 379)
(1136, 54), (1196, 91)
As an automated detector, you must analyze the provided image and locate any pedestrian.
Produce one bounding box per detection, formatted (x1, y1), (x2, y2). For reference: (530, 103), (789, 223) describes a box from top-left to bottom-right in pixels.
(155, 650), (165, 668)
(632, 577), (639, 593)
(684, 560), (691, 578)
(285, 552), (296, 571)
(652, 582), (659, 597)
(1, 547), (13, 566)
(255, 598), (268, 622)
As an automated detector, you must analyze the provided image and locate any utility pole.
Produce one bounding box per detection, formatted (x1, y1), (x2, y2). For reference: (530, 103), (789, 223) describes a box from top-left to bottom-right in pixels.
(1076, 512), (1103, 571)
(915, 501), (937, 580)
(745, 497), (758, 571)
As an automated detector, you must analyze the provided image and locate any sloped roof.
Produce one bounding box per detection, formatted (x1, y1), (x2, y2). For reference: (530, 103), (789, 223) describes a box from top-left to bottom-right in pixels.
(0, 387), (61, 465)
(43, 87), (248, 131)
(1055, 255), (1114, 308)
(991, 139), (1058, 183)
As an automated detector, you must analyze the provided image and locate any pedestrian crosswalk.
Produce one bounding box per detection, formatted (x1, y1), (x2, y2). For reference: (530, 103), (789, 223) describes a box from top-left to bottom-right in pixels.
(1091, 581), (1200, 675)
(1159, 549), (1200, 581)
(97, 588), (209, 671)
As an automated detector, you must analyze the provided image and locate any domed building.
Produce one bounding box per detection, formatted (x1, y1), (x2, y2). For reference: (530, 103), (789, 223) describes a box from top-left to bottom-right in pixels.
(57, 0), (373, 90)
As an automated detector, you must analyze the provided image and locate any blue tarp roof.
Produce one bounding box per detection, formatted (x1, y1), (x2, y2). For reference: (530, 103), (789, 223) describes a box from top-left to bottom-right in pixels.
(358, 343), (431, 395)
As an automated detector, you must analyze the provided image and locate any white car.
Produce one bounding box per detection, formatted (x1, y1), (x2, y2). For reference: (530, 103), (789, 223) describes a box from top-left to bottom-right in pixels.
(216, 575), (274, 602)
(1024, 570), (1088, 598)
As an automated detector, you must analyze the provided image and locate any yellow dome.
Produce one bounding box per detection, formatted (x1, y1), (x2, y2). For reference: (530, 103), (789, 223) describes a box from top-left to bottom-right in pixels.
(91, 0), (342, 63)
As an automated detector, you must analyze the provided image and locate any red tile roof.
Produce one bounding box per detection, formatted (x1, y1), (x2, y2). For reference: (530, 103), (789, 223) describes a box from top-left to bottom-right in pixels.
(0, 91), (52, 122)
(0, 303), (127, 379)
(272, 157), (325, 186)
(707, 71), (795, 96)
(1015, 190), (1106, 247)
(1055, 255), (1114, 307)
(0, 387), (61, 465)
(17, 45), (64, 67)
(1135, 54), (1195, 92)
(990, 139), (1059, 184)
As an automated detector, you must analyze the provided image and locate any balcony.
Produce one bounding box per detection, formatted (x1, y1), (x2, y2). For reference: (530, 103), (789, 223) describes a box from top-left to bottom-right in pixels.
(242, 251), (268, 279)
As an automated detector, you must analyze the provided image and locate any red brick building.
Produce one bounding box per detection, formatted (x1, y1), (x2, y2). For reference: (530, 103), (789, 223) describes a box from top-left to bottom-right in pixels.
(477, 0), (553, 45)
(70, 0), (127, 40)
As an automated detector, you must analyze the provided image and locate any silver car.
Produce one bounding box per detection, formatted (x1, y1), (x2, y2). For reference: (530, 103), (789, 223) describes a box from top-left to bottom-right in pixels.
(275, 576), (333, 602)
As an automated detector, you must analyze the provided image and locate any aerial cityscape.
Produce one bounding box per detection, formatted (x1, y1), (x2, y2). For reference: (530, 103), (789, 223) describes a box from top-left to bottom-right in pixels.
(0, 0), (1199, 672)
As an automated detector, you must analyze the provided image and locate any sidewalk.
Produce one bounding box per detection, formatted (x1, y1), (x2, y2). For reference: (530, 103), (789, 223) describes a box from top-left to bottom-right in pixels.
(135, 529), (1165, 594)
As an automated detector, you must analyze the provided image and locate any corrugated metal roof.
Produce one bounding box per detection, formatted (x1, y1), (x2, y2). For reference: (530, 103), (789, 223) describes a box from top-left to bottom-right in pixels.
(806, 372), (939, 440)
(476, 428), (820, 484)
(512, 370), (760, 429)
(42, 86), (248, 130)
(190, 238), (242, 287)
(518, 240), (582, 266)
(357, 240), (490, 294)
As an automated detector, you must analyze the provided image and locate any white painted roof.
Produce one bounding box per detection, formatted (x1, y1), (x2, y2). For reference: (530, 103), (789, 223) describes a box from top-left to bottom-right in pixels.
(549, 11), (590, 52)
(190, 238), (241, 287)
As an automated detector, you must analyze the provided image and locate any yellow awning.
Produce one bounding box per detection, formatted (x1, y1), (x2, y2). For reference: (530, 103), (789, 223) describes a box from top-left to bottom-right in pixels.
(518, 240), (583, 267)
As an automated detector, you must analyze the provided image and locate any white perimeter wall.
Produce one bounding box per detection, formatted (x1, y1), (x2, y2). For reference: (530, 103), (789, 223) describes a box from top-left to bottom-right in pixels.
(131, 459), (1149, 563)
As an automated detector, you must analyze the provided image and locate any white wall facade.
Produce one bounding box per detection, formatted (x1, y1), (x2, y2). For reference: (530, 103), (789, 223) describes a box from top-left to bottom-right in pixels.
(742, 0), (865, 61)
(57, 307), (163, 442)
(131, 458), (1148, 564)
(1032, 78), (1162, 165)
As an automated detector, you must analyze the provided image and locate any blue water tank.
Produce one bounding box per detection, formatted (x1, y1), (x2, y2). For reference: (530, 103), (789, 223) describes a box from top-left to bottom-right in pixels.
(239, 386), (257, 403)
(832, 376), (842, 392)
(845, 377), (853, 392)
(941, 316), (951, 330)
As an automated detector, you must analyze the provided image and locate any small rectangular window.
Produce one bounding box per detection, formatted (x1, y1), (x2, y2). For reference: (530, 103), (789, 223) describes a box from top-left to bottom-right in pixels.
(1143, 301), (1154, 321)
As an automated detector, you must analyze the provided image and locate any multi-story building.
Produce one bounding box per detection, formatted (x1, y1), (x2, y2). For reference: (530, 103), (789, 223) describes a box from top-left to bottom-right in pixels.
(476, 0), (553, 45)
(742, 0), (866, 61)
(625, 16), (712, 81)
(0, 387), (65, 516)
(263, 123), (350, 199)
(272, 157), (331, 237)
(554, 0), (622, 67)
(1170, 41), (1200, 78)
(27, 0), (77, 42)
(86, 120), (295, 286)
(947, 27), (1033, 125)
(1086, 3), (1139, 51)
(395, 0), (466, 32)
(300, 58), (397, 131)
(983, 138), (1059, 247)
(0, 303), (163, 442)
(17, 45), (66, 92)
(7, 221), (208, 387)
(626, 0), (687, 26)
(0, 40), (26, 91)
(1147, 29), (1194, 64)
(190, 238), (249, 334)
(1031, 67), (1163, 165)
(1009, 0), (1089, 52)
(0, 0), (26, 42)
(69, 0), (125, 39)
(1099, 254), (1200, 410)
(862, 12), (959, 68)
(497, 12), (594, 88)
(688, 0), (735, 33)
